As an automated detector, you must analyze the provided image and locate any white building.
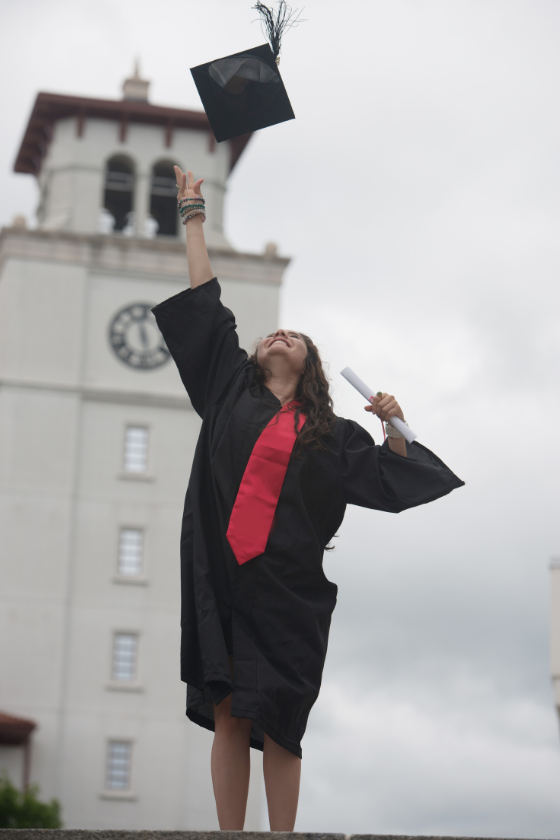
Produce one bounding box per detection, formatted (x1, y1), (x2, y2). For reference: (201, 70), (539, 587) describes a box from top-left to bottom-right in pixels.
(0, 67), (289, 829)
(551, 560), (560, 731)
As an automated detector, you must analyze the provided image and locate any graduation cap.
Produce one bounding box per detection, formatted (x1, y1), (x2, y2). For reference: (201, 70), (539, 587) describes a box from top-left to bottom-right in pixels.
(190, 2), (302, 143)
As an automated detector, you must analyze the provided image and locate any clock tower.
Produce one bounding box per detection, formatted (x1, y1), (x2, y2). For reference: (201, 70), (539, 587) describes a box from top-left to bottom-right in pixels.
(0, 68), (288, 828)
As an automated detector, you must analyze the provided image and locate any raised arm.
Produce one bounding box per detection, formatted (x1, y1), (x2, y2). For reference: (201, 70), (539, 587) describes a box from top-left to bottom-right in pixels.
(175, 165), (214, 289)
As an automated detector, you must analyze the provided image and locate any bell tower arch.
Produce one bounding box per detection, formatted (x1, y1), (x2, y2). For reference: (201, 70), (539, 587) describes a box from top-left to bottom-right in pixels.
(16, 64), (252, 249)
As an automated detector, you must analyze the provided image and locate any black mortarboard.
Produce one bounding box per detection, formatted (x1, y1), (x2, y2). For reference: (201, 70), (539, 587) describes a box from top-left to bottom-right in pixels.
(190, 2), (302, 143)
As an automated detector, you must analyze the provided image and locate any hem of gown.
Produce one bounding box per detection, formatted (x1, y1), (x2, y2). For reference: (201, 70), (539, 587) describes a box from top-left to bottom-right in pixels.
(186, 706), (265, 753)
(231, 706), (303, 760)
(186, 700), (303, 759)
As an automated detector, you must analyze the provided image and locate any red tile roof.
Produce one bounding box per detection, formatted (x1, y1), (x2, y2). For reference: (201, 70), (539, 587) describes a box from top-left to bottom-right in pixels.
(0, 711), (37, 745)
(13, 92), (252, 178)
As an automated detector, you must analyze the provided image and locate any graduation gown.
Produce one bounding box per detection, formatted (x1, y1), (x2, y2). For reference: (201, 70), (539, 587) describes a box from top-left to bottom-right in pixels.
(152, 278), (464, 758)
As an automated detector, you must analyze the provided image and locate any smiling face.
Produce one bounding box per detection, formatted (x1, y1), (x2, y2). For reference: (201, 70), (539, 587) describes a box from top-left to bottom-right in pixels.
(256, 328), (308, 376)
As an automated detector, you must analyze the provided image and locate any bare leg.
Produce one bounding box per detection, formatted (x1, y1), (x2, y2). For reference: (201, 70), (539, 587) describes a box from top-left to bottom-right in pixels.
(263, 732), (301, 831)
(211, 692), (253, 829)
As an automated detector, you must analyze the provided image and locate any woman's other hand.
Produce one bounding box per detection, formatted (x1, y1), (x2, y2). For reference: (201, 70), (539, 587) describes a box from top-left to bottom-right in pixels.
(365, 393), (407, 456)
(364, 392), (405, 422)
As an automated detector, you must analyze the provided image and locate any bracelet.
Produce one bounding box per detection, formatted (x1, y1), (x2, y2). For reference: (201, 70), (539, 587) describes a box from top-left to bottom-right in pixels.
(178, 196), (205, 207)
(181, 208), (206, 218)
(180, 203), (206, 212)
(180, 210), (206, 220)
(385, 419), (408, 439)
(181, 209), (206, 225)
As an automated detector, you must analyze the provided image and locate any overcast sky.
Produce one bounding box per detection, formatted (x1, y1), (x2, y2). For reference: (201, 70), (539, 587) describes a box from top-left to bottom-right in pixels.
(2, 0), (560, 836)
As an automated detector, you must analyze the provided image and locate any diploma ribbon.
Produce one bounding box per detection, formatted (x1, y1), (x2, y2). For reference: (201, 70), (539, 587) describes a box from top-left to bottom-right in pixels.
(374, 392), (387, 441)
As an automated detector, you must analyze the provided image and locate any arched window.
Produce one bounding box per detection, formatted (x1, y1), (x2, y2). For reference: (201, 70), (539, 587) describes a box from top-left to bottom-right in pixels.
(150, 161), (177, 237)
(103, 155), (135, 232)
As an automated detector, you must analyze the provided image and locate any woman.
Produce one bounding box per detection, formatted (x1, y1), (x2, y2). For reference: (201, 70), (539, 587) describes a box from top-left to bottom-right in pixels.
(152, 167), (464, 832)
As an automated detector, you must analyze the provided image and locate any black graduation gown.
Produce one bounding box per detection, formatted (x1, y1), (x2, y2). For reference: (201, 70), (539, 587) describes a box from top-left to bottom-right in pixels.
(152, 278), (464, 758)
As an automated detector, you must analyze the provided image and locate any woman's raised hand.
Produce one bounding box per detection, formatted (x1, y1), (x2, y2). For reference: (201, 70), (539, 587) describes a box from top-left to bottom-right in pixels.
(174, 165), (213, 289)
(174, 165), (204, 201)
(365, 392), (405, 423)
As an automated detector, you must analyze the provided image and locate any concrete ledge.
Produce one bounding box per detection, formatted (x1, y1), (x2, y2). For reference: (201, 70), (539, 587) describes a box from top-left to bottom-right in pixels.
(0, 832), (547, 840)
(0, 228), (289, 285)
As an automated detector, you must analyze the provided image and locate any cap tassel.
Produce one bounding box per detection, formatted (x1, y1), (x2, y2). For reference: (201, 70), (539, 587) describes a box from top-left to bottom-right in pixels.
(252, 0), (304, 60)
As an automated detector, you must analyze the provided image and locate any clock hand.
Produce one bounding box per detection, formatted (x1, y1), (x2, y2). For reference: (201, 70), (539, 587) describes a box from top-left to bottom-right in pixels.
(139, 322), (149, 349)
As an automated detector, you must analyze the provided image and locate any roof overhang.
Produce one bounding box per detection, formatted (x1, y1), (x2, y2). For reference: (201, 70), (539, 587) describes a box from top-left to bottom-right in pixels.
(0, 712), (36, 745)
(13, 91), (252, 178)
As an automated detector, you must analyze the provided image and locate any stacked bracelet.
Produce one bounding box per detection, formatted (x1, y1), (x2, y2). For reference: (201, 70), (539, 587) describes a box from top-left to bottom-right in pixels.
(178, 195), (206, 224)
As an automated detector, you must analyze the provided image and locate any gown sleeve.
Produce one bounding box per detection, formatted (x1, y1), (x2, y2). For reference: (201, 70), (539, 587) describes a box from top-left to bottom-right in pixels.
(340, 418), (464, 512)
(152, 278), (248, 417)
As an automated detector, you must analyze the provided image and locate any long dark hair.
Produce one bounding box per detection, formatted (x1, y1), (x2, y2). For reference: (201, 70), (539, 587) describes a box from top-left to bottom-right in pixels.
(250, 333), (336, 452)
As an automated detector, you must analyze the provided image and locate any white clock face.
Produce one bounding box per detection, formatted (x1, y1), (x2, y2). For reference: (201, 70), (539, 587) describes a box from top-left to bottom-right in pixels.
(108, 303), (170, 370)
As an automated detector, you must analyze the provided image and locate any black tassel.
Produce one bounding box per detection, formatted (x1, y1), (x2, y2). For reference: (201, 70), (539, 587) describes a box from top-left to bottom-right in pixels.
(252, 1), (304, 60)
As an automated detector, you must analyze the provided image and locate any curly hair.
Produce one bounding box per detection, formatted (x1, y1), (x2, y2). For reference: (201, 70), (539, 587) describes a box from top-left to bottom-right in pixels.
(250, 333), (336, 453)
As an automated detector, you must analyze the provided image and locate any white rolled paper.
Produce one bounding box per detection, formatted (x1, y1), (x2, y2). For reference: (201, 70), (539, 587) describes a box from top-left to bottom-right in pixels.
(340, 366), (418, 444)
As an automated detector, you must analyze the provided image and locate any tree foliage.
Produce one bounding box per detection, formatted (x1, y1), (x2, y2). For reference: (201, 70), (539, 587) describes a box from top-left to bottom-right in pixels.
(0, 774), (62, 828)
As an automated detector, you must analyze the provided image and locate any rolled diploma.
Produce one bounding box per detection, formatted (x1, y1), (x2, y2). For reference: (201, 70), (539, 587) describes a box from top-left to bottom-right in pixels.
(340, 367), (418, 444)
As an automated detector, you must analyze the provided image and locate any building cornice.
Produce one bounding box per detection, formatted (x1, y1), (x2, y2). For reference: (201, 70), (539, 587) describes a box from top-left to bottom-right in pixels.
(0, 377), (192, 411)
(0, 227), (290, 286)
(13, 91), (252, 178)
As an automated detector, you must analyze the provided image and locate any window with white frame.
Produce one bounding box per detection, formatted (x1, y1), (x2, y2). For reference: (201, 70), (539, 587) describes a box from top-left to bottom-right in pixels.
(117, 528), (144, 577)
(105, 740), (132, 790)
(123, 426), (148, 473)
(111, 633), (138, 682)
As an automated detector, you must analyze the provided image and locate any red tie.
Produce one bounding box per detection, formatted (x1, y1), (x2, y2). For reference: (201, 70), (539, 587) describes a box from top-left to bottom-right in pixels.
(226, 401), (306, 566)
